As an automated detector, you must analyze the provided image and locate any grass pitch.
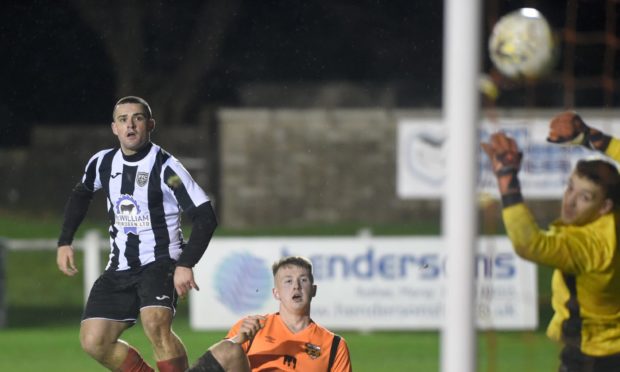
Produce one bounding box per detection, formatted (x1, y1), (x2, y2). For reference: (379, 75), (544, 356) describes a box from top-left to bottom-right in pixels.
(0, 214), (561, 371)
(0, 317), (560, 372)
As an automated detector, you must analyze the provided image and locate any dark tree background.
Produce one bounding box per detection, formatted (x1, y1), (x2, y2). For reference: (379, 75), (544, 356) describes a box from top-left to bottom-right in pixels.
(0, 0), (610, 145)
(1, 1), (442, 131)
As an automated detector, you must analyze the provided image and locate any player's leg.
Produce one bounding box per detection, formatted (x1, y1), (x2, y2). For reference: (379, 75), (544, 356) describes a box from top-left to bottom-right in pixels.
(80, 318), (151, 370)
(141, 306), (189, 371)
(138, 258), (188, 372)
(188, 340), (251, 372)
(81, 270), (152, 371)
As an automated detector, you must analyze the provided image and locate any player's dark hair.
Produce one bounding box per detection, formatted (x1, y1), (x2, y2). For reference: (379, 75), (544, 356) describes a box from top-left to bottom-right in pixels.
(113, 96), (153, 120)
(576, 159), (620, 209)
(272, 256), (314, 283)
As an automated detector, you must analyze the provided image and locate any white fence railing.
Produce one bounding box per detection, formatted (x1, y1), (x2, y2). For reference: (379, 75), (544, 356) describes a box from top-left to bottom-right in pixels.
(4, 229), (104, 303)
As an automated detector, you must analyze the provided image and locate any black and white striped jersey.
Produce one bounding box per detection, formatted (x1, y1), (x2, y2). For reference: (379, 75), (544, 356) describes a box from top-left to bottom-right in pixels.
(81, 142), (209, 271)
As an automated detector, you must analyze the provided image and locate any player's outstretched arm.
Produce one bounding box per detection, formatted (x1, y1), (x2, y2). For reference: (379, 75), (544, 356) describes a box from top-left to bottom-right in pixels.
(547, 111), (611, 152)
(481, 132), (523, 207)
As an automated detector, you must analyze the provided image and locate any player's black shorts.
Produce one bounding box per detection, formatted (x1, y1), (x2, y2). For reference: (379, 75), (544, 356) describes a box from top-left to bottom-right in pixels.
(82, 258), (178, 323)
(560, 345), (620, 372)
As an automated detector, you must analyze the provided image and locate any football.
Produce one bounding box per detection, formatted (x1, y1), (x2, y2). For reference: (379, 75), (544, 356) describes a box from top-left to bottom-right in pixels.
(488, 8), (555, 79)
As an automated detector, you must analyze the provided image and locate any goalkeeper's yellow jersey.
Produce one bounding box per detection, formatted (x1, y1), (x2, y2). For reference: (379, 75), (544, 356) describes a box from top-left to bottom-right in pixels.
(605, 136), (620, 161)
(503, 137), (620, 356)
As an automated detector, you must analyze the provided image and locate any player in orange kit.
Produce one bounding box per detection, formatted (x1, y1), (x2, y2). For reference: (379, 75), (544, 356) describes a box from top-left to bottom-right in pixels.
(188, 256), (352, 372)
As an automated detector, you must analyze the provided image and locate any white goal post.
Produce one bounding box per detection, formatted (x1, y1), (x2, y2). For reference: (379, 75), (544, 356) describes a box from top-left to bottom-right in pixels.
(441, 0), (481, 372)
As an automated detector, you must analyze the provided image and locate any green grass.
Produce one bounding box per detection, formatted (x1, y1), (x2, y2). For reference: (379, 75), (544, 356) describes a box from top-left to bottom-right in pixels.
(1, 249), (561, 372)
(0, 212), (440, 240)
(0, 317), (560, 372)
(0, 212), (561, 371)
(0, 212), (104, 239)
(6, 250), (85, 308)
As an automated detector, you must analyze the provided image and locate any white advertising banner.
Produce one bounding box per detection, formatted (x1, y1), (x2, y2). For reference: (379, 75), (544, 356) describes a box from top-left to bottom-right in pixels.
(190, 236), (537, 331)
(397, 117), (620, 199)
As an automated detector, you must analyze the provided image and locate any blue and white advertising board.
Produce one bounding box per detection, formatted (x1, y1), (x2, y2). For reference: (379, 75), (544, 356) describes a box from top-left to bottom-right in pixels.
(190, 236), (537, 331)
(397, 116), (620, 199)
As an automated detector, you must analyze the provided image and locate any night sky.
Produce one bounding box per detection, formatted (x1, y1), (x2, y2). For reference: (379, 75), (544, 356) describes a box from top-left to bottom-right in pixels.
(1, 2), (440, 123)
(0, 1), (609, 145)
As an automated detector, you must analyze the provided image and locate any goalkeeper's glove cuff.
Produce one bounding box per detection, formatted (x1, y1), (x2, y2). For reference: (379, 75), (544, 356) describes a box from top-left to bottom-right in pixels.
(496, 166), (519, 177)
(501, 193), (523, 208)
(495, 170), (521, 201)
(585, 129), (612, 152)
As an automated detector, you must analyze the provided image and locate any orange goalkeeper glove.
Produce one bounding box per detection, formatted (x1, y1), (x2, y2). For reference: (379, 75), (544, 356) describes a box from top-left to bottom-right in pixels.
(547, 111), (611, 152)
(481, 132), (523, 207)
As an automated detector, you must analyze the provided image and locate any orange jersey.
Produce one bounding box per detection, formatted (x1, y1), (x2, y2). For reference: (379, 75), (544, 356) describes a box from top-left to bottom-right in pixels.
(225, 313), (352, 372)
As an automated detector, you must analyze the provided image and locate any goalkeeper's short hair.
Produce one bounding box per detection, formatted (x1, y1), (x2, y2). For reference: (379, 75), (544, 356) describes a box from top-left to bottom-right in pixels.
(576, 158), (620, 209)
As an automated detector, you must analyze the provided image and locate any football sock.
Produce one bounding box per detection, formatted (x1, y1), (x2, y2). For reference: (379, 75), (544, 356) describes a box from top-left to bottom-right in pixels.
(156, 354), (189, 372)
(119, 347), (154, 372)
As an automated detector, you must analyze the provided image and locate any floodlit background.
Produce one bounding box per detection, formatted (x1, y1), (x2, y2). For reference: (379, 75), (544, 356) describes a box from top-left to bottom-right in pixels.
(0, 0), (617, 371)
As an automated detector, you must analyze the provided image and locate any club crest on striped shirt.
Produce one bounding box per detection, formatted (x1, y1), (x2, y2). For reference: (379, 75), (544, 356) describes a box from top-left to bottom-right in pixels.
(305, 343), (321, 359)
(136, 172), (149, 187)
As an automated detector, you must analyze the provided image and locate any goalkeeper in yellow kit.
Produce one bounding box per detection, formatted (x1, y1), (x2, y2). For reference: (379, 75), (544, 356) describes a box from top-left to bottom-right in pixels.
(482, 112), (620, 372)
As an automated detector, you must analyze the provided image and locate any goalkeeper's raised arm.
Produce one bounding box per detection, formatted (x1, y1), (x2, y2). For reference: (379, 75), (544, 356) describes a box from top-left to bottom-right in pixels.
(547, 111), (620, 160)
(480, 132), (524, 208)
(482, 130), (620, 371)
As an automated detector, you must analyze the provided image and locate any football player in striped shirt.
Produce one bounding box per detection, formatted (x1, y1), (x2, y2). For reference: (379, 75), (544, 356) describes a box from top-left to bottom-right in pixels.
(188, 256), (352, 372)
(56, 96), (218, 372)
